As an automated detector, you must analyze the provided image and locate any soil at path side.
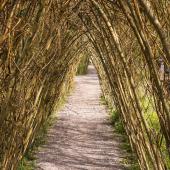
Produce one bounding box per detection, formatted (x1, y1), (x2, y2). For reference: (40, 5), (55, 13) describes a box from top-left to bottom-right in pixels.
(36, 65), (125, 170)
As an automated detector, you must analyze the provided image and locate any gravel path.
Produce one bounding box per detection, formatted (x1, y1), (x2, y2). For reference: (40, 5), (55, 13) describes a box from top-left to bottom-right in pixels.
(36, 65), (125, 170)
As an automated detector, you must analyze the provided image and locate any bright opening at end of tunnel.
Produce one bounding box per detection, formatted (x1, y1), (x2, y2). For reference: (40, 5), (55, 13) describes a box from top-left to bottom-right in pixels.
(36, 64), (126, 170)
(1, 1), (170, 170)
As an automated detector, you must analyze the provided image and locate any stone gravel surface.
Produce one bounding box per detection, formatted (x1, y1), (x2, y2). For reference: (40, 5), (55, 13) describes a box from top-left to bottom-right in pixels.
(36, 65), (125, 170)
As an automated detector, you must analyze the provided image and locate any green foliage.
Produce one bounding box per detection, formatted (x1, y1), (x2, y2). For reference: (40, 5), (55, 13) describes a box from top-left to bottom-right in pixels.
(110, 110), (119, 125)
(141, 97), (170, 168)
(100, 94), (140, 169)
(108, 107), (140, 170)
(121, 140), (140, 170)
(115, 121), (125, 134)
(141, 96), (160, 131)
(17, 86), (71, 170)
(110, 109), (125, 134)
(17, 157), (34, 170)
(17, 118), (53, 170)
(77, 54), (89, 75)
(100, 95), (109, 105)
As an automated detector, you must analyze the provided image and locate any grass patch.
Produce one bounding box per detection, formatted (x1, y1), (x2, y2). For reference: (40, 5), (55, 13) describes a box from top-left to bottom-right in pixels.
(17, 157), (34, 170)
(141, 96), (170, 169)
(17, 116), (54, 170)
(110, 110), (125, 134)
(17, 85), (73, 170)
(110, 109), (140, 169)
(100, 95), (140, 170)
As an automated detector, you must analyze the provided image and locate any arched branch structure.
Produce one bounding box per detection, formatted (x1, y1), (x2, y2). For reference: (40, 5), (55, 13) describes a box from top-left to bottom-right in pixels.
(0, 0), (170, 169)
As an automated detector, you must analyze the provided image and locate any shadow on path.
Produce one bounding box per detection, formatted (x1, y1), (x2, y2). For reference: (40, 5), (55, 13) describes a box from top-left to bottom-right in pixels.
(36, 65), (125, 170)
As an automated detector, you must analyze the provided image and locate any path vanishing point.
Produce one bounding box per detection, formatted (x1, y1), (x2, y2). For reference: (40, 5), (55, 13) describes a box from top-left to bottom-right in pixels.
(36, 65), (125, 170)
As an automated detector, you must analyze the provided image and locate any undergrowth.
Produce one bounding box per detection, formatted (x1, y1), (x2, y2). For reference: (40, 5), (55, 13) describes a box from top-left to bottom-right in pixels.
(76, 55), (89, 75)
(17, 111), (58, 170)
(101, 94), (170, 169)
(111, 109), (140, 170)
(141, 96), (170, 169)
(17, 62), (88, 169)
(17, 88), (71, 170)
(100, 95), (140, 170)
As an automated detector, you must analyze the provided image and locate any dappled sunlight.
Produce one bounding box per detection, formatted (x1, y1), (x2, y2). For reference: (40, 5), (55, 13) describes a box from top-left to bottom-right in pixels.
(36, 66), (125, 170)
(0, 1), (170, 169)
